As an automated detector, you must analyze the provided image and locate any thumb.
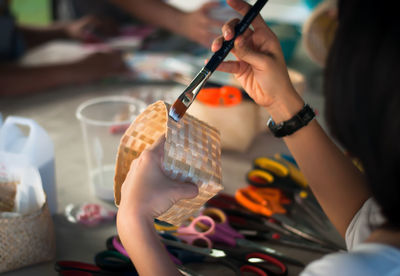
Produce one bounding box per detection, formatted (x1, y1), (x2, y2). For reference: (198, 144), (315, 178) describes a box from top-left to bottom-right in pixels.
(170, 182), (199, 201)
(148, 135), (166, 161)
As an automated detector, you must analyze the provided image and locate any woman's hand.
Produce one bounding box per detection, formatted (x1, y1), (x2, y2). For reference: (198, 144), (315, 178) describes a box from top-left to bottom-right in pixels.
(118, 137), (198, 220)
(65, 15), (118, 42)
(180, 2), (225, 48)
(211, 0), (300, 112)
(117, 137), (195, 276)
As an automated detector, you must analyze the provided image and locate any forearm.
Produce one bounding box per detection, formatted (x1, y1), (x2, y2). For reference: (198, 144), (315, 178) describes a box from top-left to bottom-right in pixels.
(0, 63), (85, 96)
(267, 91), (371, 236)
(110, 0), (186, 36)
(117, 210), (180, 276)
(18, 25), (69, 49)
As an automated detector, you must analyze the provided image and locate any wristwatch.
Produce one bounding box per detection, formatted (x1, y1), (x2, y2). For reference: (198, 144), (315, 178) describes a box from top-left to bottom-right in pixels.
(267, 104), (315, 138)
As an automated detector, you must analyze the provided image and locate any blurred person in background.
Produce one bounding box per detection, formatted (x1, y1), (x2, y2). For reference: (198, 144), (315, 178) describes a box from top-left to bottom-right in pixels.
(64, 0), (225, 48)
(0, 0), (127, 96)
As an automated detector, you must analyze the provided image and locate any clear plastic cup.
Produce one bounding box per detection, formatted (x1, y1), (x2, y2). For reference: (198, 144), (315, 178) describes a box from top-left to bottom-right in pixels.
(76, 96), (146, 201)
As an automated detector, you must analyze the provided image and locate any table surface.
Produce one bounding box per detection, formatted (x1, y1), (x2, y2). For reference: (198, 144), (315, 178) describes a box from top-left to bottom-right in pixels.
(0, 39), (344, 276)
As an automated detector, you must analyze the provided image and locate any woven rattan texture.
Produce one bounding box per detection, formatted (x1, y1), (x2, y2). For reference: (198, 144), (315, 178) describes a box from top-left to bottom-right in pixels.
(0, 202), (56, 273)
(114, 101), (223, 225)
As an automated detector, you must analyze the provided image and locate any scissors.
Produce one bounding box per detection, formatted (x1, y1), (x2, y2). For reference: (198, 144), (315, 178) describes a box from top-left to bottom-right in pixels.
(161, 237), (288, 276)
(55, 260), (117, 275)
(272, 154), (308, 188)
(201, 207), (304, 267)
(235, 188), (344, 250)
(160, 232), (206, 265)
(206, 201), (336, 253)
(235, 186), (290, 217)
(209, 193), (343, 251)
(55, 250), (137, 276)
(249, 157), (334, 233)
(206, 193), (296, 237)
(294, 191), (331, 231)
(95, 250), (135, 273)
(248, 158), (303, 193)
(155, 215), (215, 248)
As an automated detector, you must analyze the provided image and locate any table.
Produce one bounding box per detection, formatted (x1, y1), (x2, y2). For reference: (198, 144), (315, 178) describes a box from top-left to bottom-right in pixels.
(0, 42), (344, 275)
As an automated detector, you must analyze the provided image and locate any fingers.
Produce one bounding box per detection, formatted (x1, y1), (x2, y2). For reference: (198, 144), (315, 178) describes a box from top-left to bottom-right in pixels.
(226, 0), (266, 31)
(222, 18), (240, 40)
(211, 35), (224, 52)
(213, 17), (252, 50)
(232, 35), (270, 69)
(214, 60), (244, 74)
(198, 2), (225, 27)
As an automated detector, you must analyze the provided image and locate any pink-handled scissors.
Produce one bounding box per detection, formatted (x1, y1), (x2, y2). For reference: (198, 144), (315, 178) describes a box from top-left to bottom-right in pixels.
(176, 215), (215, 248)
(201, 207), (244, 246)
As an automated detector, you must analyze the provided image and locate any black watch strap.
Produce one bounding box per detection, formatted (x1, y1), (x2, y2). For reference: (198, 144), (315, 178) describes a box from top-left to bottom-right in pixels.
(267, 104), (315, 138)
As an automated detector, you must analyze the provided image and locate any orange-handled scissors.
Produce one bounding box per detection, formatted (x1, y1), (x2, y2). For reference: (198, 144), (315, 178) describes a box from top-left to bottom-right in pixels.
(197, 86), (242, 106)
(235, 187), (289, 217)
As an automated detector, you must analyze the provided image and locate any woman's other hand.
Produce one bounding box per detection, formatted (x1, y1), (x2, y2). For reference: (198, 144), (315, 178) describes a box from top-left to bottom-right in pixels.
(118, 137), (198, 219)
(181, 2), (225, 48)
(65, 15), (118, 42)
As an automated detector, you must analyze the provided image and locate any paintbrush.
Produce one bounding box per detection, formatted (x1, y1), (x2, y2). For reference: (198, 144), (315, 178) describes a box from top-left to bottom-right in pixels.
(169, 0), (269, 122)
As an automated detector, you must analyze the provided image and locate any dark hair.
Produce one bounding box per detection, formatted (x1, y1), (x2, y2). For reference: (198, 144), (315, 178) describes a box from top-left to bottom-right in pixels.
(324, 0), (400, 227)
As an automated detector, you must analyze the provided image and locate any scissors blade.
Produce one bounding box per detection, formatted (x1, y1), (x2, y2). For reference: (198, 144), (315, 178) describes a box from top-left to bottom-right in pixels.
(161, 238), (213, 256)
(236, 239), (304, 267)
(177, 264), (205, 276)
(239, 229), (335, 254)
(280, 222), (344, 251)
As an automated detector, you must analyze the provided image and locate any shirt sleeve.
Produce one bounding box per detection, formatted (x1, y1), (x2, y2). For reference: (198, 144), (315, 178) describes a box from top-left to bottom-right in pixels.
(345, 197), (385, 250)
(0, 12), (25, 61)
(300, 252), (370, 276)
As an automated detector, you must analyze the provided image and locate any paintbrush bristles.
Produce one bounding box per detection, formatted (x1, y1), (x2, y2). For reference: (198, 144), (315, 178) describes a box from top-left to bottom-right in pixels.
(169, 100), (186, 122)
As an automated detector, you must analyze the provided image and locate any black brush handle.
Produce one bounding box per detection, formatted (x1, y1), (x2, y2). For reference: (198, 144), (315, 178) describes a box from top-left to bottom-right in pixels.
(205, 0), (268, 73)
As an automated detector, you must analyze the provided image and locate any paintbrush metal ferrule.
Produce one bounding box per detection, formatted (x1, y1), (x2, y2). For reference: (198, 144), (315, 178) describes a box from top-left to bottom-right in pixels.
(169, 67), (211, 122)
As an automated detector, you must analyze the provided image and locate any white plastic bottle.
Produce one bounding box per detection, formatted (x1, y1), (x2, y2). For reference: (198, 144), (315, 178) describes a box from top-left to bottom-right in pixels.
(0, 116), (57, 214)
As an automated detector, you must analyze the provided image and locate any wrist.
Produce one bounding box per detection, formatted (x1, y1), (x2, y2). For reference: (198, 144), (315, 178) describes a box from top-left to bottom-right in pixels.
(117, 205), (154, 234)
(268, 104), (315, 138)
(174, 12), (190, 37)
(265, 88), (305, 124)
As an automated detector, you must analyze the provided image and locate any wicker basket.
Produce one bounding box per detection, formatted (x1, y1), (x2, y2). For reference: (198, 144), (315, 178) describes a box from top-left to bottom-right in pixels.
(0, 202), (56, 273)
(114, 101), (223, 225)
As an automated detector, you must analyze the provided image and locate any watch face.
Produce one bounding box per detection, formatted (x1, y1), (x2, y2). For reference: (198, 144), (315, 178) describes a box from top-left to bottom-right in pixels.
(267, 117), (275, 127)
